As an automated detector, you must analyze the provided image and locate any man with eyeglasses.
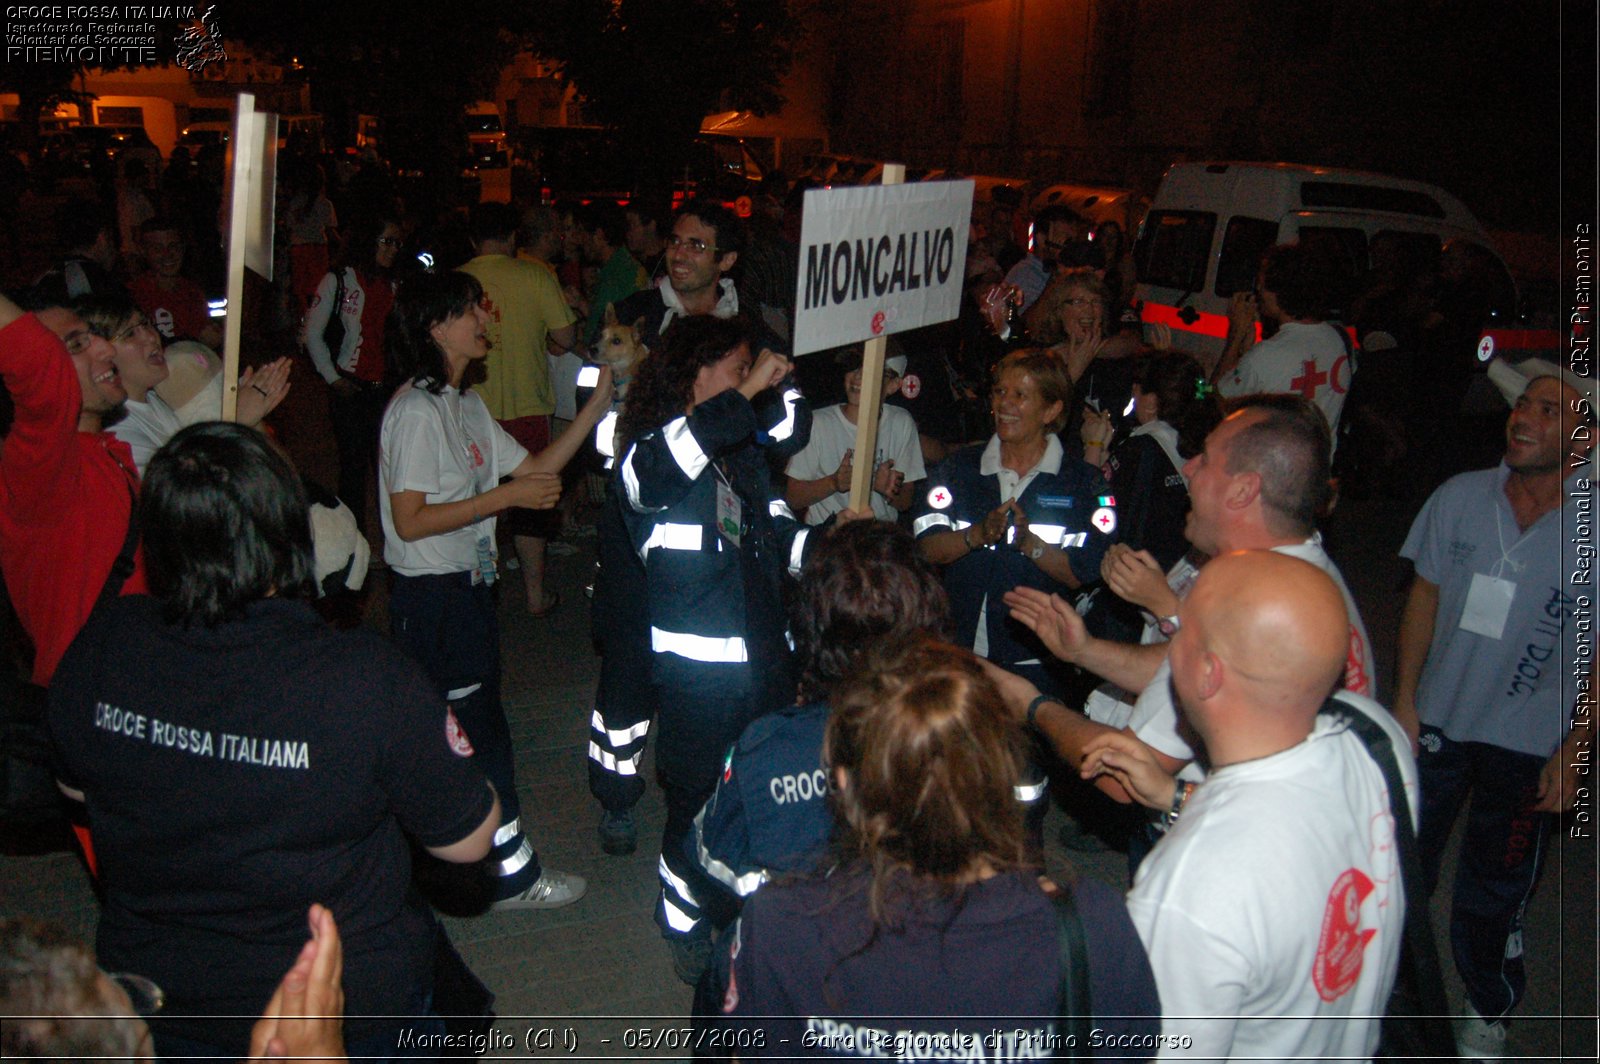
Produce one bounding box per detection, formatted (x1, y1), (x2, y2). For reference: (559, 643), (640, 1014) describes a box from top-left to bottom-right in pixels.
(0, 287), (146, 689)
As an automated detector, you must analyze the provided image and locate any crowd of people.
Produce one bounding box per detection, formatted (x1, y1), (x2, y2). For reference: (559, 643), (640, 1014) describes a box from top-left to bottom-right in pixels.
(0, 158), (1591, 1064)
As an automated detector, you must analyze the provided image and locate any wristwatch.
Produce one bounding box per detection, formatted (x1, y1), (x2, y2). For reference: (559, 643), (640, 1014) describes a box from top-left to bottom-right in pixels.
(1157, 614), (1181, 637)
(1029, 541), (1046, 561)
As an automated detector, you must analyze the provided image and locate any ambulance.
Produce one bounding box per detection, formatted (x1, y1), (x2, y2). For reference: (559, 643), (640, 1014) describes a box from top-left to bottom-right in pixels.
(1130, 161), (1534, 367)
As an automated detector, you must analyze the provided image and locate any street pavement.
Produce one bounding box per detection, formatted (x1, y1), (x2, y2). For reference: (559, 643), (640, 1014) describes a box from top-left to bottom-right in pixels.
(2, 350), (1595, 1061)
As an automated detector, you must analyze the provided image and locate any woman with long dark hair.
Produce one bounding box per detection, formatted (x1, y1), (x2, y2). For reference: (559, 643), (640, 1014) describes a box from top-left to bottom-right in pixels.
(720, 636), (1161, 1057)
(379, 269), (611, 909)
(48, 422), (500, 1061)
(614, 313), (810, 981)
(302, 209), (405, 530)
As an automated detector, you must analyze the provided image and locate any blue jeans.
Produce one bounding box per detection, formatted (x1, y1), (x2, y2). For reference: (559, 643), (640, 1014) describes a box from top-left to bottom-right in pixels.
(1415, 726), (1550, 1020)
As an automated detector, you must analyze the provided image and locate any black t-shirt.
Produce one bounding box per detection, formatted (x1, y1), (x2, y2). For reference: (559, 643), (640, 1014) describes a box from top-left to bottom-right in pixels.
(724, 868), (1161, 1060)
(50, 597), (495, 1053)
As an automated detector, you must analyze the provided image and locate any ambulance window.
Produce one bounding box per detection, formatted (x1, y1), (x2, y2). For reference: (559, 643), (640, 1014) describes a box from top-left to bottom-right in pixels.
(1298, 227), (1368, 318)
(1214, 217), (1278, 297)
(1133, 210), (1215, 292)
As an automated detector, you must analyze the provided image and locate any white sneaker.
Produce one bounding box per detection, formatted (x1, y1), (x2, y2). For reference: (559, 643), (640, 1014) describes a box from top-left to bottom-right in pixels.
(1453, 1006), (1508, 1061)
(491, 869), (587, 911)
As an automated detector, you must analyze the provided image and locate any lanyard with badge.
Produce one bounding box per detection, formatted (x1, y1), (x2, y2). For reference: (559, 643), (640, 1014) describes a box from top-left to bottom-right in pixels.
(450, 393), (497, 586)
(713, 461), (743, 547)
(1460, 506), (1526, 639)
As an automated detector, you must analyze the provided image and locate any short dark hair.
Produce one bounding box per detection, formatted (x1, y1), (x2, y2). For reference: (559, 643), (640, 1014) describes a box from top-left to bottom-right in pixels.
(468, 200), (519, 245)
(391, 270), (485, 395)
(138, 215), (182, 241)
(793, 521), (950, 702)
(141, 422), (316, 626)
(674, 198), (744, 260)
(72, 292), (143, 342)
(1223, 394), (1333, 534)
(1259, 243), (1336, 321)
(1136, 350), (1224, 459)
(1033, 204), (1085, 230)
(573, 200), (628, 249)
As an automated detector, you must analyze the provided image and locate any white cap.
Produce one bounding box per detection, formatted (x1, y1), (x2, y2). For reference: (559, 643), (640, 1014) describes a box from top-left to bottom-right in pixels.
(1486, 356), (1596, 412)
(885, 353), (908, 378)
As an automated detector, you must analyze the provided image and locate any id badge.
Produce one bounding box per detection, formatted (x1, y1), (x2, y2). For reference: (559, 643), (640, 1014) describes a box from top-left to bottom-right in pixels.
(474, 533), (498, 587)
(1460, 572), (1515, 639)
(716, 479), (743, 546)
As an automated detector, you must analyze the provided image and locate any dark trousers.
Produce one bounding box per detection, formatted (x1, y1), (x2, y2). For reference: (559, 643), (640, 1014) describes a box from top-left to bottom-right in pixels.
(390, 572), (540, 897)
(1415, 726), (1550, 1020)
(587, 488), (657, 812)
(654, 685), (759, 941)
(329, 381), (390, 532)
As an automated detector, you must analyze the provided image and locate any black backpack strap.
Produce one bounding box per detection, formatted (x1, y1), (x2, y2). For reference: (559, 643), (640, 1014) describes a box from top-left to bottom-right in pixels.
(93, 473), (140, 614)
(1318, 697), (1454, 1056)
(1052, 887), (1092, 1060)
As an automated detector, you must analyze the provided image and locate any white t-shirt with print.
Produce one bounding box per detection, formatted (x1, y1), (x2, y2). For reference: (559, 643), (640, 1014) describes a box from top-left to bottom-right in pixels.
(379, 382), (529, 576)
(785, 403), (925, 524)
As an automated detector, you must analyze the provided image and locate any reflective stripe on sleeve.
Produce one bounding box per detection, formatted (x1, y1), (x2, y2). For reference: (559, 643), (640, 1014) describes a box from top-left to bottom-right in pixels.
(445, 683), (482, 701)
(650, 627), (749, 663)
(1030, 523), (1068, 545)
(594, 409), (618, 458)
(913, 512), (953, 536)
(788, 527), (810, 577)
(767, 387), (800, 443)
(1014, 779), (1048, 803)
(663, 415), (710, 480)
(697, 829), (769, 897)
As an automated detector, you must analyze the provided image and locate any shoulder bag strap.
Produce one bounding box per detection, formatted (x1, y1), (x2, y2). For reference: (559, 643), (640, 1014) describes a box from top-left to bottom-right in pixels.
(1053, 888), (1092, 1060)
(93, 473), (140, 614)
(1319, 698), (1454, 1055)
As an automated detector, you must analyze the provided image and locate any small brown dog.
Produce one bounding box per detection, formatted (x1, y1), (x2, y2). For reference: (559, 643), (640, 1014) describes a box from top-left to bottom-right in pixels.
(593, 303), (648, 396)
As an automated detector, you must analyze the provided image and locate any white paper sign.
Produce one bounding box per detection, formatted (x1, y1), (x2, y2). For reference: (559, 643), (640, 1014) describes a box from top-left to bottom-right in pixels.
(792, 179), (974, 356)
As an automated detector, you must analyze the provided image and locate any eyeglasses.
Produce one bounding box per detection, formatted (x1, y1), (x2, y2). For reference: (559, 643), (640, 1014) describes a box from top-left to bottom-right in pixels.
(667, 235), (717, 255)
(376, 236), (403, 248)
(112, 317), (156, 344)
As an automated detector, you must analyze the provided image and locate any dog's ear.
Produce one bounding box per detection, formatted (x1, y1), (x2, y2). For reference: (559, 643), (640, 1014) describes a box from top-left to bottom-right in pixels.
(632, 316), (647, 337)
(604, 303), (618, 327)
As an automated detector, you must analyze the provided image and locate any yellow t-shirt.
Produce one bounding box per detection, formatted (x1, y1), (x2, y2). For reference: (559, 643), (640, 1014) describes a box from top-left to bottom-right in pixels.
(460, 254), (577, 420)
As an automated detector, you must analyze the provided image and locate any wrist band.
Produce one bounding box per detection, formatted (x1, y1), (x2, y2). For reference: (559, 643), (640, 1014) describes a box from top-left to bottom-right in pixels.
(1025, 694), (1059, 729)
(962, 526), (975, 551)
(1163, 779), (1195, 826)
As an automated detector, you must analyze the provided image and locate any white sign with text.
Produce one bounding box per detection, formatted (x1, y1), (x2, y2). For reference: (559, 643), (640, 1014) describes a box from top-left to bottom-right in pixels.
(792, 180), (974, 356)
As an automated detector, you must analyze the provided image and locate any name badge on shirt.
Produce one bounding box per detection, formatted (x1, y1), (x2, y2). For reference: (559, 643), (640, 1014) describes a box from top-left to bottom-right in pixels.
(1461, 572), (1515, 639)
(716, 479), (742, 546)
(473, 533), (498, 587)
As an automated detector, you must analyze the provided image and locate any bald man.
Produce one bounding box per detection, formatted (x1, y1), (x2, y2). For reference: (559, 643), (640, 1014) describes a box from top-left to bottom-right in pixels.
(1078, 551), (1415, 1061)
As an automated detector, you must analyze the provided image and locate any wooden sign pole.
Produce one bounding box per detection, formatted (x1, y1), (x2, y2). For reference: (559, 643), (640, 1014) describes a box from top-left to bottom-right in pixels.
(219, 93), (278, 420)
(846, 162), (906, 514)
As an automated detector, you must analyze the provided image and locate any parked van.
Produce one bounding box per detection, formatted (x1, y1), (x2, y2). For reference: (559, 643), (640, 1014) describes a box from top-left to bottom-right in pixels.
(1131, 162), (1517, 365)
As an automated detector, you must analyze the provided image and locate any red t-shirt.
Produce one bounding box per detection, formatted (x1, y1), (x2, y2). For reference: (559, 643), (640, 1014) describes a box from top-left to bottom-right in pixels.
(129, 274), (212, 343)
(0, 314), (147, 685)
